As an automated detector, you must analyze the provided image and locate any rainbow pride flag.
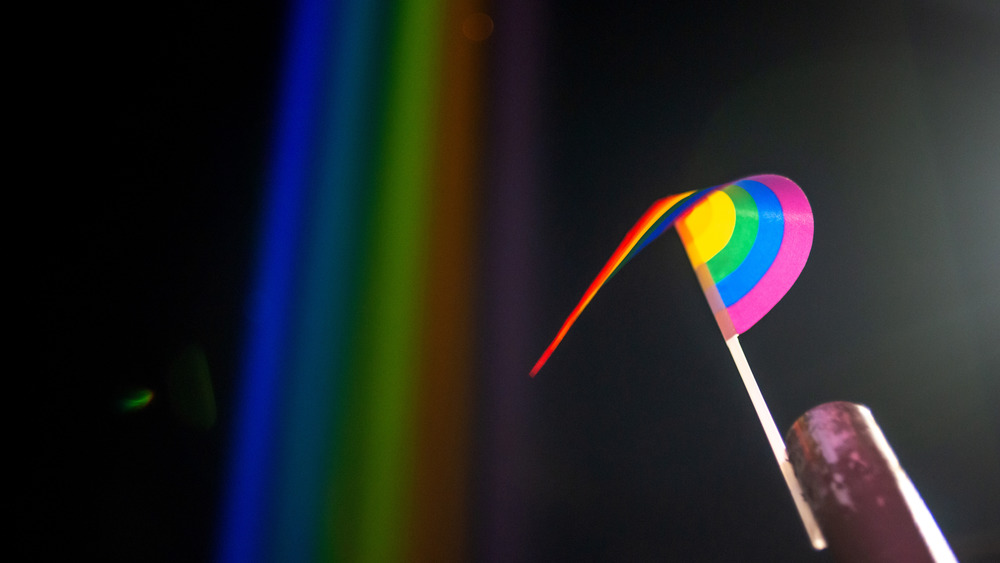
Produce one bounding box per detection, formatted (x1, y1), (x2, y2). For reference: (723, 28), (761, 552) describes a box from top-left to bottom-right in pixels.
(531, 174), (813, 375)
(528, 174), (824, 547)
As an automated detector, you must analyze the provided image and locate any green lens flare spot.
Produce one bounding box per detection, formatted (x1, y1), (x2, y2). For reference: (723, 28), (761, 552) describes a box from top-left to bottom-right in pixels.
(168, 344), (218, 429)
(120, 388), (154, 412)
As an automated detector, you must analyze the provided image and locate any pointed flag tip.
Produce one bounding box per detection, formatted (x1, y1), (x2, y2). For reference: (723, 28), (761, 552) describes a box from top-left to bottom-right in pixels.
(529, 350), (551, 377)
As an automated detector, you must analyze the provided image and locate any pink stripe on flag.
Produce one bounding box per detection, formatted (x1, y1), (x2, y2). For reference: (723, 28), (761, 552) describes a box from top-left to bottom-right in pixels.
(726, 175), (813, 334)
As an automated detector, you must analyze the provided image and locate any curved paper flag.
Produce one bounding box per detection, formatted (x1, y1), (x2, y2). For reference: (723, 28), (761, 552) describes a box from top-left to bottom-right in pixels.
(530, 174), (813, 376)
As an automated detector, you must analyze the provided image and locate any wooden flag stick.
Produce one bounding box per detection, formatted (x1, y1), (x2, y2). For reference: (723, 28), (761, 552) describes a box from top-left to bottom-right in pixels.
(725, 336), (827, 550)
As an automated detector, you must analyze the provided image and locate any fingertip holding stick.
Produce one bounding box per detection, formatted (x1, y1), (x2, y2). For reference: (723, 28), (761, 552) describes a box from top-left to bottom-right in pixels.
(786, 402), (958, 563)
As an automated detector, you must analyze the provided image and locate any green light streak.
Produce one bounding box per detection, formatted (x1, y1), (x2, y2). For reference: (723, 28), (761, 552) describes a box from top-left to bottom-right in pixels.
(331, 1), (445, 561)
(167, 345), (217, 429)
(120, 389), (154, 412)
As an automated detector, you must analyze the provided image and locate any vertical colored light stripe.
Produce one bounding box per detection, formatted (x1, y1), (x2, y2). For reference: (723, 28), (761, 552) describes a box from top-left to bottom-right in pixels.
(269, 0), (382, 561)
(409, 1), (485, 561)
(480, 0), (543, 559)
(331, 1), (446, 561)
(216, 0), (328, 561)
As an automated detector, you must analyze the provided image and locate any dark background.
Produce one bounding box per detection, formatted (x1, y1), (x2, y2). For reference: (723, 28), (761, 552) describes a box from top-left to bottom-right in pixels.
(40, 0), (998, 561)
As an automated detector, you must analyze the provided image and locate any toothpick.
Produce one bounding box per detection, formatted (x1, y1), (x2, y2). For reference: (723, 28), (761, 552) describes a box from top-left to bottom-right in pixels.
(725, 336), (827, 550)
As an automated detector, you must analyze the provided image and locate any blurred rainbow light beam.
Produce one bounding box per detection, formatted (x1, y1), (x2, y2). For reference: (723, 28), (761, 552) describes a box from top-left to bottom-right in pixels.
(216, 0), (353, 560)
(530, 174), (825, 549)
(216, 0), (483, 561)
